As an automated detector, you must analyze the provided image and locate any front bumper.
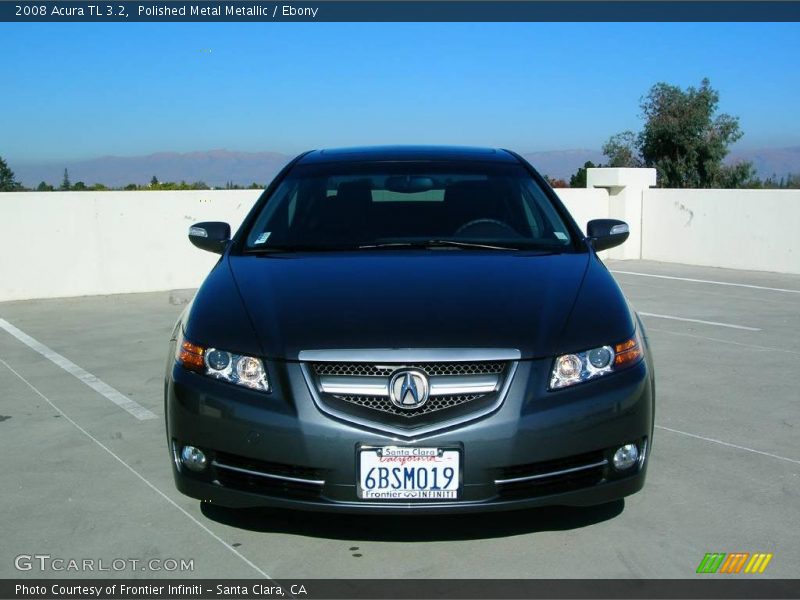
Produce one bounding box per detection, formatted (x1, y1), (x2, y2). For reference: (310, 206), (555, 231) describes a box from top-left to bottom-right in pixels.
(166, 356), (654, 513)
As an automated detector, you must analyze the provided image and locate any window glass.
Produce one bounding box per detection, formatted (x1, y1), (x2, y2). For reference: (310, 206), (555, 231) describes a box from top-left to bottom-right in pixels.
(243, 162), (574, 250)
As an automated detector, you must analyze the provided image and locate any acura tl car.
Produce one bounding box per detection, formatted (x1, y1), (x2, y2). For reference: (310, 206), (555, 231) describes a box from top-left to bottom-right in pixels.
(165, 146), (654, 513)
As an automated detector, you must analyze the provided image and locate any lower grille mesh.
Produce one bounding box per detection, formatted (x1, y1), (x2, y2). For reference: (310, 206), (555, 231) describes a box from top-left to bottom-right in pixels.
(496, 450), (607, 499)
(334, 393), (483, 417)
(210, 452), (325, 501)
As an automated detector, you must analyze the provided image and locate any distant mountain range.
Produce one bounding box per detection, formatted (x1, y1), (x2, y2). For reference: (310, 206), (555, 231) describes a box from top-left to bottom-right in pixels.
(728, 146), (800, 181)
(14, 150), (291, 189)
(12, 146), (800, 188)
(521, 149), (605, 180)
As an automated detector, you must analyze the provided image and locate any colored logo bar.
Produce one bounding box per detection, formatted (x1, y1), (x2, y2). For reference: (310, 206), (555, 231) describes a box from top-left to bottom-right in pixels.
(696, 553), (773, 574)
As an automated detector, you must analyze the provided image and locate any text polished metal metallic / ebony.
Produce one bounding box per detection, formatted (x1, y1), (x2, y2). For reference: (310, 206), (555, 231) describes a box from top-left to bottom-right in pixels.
(165, 146), (655, 513)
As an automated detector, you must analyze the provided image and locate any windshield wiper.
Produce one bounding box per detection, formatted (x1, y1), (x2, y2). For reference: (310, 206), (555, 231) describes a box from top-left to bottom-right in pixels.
(246, 240), (562, 254)
(245, 244), (359, 254)
(358, 240), (521, 251)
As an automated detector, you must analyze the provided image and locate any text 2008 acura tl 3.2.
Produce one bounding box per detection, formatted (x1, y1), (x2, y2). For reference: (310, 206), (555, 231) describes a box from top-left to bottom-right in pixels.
(165, 146), (654, 513)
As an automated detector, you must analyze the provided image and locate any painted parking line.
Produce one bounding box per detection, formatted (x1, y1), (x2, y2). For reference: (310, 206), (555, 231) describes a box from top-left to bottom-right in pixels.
(611, 270), (800, 294)
(638, 312), (761, 332)
(656, 425), (800, 466)
(647, 327), (800, 356)
(0, 318), (157, 421)
(0, 358), (272, 580)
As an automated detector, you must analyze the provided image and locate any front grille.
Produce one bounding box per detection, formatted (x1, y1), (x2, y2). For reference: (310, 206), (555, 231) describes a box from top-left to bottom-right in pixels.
(496, 450), (607, 500)
(334, 393), (483, 417)
(304, 356), (515, 433)
(312, 362), (506, 377)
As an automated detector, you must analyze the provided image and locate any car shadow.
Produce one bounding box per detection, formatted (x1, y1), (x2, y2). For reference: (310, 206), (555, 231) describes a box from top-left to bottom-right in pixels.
(200, 500), (624, 541)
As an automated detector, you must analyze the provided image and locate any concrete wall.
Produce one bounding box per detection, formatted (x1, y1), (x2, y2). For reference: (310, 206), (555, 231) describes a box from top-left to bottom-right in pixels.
(553, 188), (610, 234)
(2, 180), (799, 302)
(641, 188), (800, 274)
(587, 168), (658, 260)
(0, 190), (260, 301)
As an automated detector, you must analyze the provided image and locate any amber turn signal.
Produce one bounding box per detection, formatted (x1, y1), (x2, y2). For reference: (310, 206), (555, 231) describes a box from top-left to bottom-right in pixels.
(614, 337), (642, 367)
(177, 339), (205, 372)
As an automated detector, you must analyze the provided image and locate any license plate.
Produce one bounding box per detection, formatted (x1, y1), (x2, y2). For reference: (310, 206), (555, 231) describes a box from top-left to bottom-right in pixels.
(358, 446), (461, 500)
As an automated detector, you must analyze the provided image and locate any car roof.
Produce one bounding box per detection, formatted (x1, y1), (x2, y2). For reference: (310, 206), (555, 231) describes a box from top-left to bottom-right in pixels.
(296, 145), (519, 165)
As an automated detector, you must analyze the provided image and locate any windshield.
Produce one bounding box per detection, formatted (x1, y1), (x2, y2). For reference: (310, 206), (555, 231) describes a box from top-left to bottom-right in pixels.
(242, 162), (575, 251)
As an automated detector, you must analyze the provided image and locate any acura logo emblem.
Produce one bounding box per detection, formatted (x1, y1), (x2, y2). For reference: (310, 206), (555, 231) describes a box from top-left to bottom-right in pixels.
(388, 369), (430, 410)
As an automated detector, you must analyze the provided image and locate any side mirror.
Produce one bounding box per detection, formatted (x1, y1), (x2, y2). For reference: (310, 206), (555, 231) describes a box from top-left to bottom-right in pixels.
(587, 219), (629, 252)
(188, 221), (231, 254)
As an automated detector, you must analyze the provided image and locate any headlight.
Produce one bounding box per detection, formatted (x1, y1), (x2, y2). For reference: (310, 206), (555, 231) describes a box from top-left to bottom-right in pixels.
(176, 335), (270, 392)
(549, 329), (644, 390)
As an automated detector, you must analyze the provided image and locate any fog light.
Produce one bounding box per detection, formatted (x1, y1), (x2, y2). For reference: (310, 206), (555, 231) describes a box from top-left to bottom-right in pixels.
(612, 443), (639, 471)
(181, 445), (207, 472)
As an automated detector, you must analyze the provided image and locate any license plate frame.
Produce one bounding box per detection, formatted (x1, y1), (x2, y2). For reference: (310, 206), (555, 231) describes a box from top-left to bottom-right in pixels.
(357, 445), (462, 500)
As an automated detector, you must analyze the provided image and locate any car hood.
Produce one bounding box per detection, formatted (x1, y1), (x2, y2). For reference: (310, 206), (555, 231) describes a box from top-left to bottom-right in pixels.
(181, 250), (628, 361)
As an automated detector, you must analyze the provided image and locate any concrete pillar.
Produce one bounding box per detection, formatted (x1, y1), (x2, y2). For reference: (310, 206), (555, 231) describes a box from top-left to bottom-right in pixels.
(586, 168), (657, 260)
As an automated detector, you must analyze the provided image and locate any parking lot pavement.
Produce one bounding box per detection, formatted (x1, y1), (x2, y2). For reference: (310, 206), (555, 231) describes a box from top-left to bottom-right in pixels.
(1, 259), (798, 579)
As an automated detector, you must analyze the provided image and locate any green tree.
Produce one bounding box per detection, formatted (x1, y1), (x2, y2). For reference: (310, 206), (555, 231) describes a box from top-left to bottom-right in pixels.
(604, 78), (755, 188)
(569, 160), (598, 188)
(60, 168), (71, 191)
(0, 156), (22, 191)
(123, 183), (138, 191)
(36, 181), (54, 191)
(72, 181), (87, 191)
(150, 175), (159, 188)
(602, 132), (641, 168)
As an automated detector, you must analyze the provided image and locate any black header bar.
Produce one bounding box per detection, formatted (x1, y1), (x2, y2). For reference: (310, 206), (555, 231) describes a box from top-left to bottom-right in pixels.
(3, 579), (800, 600)
(3, 1), (800, 22)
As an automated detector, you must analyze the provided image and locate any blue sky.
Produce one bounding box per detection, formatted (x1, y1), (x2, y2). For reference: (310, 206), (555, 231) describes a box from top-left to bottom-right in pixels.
(1, 22), (799, 163)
